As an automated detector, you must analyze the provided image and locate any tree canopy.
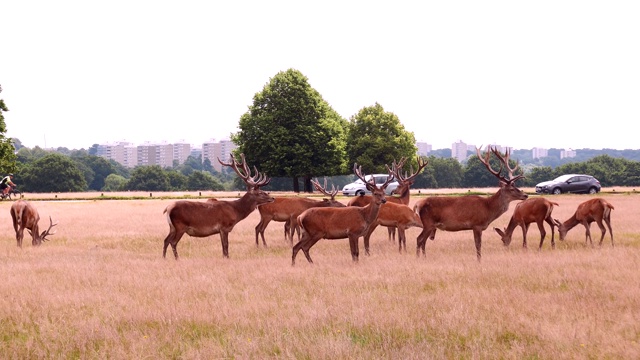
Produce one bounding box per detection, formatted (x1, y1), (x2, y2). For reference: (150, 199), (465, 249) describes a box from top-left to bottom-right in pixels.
(0, 85), (17, 174)
(346, 103), (417, 174)
(232, 68), (349, 192)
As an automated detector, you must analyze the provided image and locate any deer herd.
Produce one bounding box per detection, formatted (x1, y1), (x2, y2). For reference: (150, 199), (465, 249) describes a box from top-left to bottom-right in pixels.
(5, 148), (617, 264)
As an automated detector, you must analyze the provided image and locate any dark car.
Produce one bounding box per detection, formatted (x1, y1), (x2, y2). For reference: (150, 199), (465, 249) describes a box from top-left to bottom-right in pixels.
(535, 174), (601, 195)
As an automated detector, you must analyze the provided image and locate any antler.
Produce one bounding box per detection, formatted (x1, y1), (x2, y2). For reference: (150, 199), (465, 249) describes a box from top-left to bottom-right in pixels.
(353, 163), (395, 192)
(311, 177), (338, 200)
(218, 153), (271, 190)
(40, 216), (58, 242)
(475, 146), (524, 184)
(388, 156), (428, 184)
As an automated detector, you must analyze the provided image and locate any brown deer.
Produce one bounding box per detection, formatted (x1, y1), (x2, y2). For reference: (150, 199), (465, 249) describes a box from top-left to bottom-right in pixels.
(254, 178), (345, 247)
(556, 198), (614, 246)
(292, 164), (394, 265)
(362, 202), (423, 254)
(162, 153), (274, 259)
(10, 200), (58, 248)
(493, 197), (560, 249)
(348, 157), (427, 242)
(414, 146), (528, 260)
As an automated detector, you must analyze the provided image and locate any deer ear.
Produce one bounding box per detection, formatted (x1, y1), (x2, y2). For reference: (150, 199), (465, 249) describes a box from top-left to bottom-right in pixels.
(494, 227), (505, 236)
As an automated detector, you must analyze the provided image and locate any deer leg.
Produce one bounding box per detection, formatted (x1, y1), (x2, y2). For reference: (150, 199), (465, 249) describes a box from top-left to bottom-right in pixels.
(582, 221), (593, 246)
(220, 232), (230, 258)
(164, 229), (183, 260)
(473, 229), (482, 261)
(536, 221), (547, 250)
(545, 217), (556, 249)
(16, 228), (24, 248)
(284, 221), (291, 244)
(521, 223), (530, 249)
(255, 218), (270, 247)
(595, 220), (607, 246)
(348, 235), (360, 262)
(398, 227), (407, 253)
(388, 227), (396, 243)
(605, 218), (614, 246)
(364, 223), (379, 256)
(416, 229), (428, 257)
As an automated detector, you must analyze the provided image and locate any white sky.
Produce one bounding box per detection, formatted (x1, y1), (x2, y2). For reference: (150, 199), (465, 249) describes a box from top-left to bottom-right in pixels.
(1, 1), (639, 151)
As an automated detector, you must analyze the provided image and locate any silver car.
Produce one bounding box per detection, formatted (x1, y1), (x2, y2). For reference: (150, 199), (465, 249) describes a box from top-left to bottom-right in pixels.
(342, 174), (399, 196)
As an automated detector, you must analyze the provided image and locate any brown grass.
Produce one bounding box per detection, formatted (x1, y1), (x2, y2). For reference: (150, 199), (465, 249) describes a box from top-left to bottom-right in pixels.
(0, 193), (639, 359)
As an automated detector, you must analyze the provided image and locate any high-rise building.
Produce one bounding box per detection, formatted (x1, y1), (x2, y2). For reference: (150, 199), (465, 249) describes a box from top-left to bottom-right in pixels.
(532, 147), (548, 159)
(416, 142), (431, 157)
(451, 140), (468, 162)
(561, 148), (577, 159)
(203, 139), (237, 172)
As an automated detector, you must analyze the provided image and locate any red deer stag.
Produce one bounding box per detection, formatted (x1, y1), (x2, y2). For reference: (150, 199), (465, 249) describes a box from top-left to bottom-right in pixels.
(348, 157), (427, 243)
(292, 164), (394, 265)
(414, 146), (528, 260)
(162, 153), (274, 259)
(254, 178), (345, 247)
(493, 197), (560, 249)
(10, 200), (58, 248)
(557, 198), (614, 246)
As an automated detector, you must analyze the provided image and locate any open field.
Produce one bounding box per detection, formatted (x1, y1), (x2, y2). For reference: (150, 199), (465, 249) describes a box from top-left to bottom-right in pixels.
(1, 192), (639, 358)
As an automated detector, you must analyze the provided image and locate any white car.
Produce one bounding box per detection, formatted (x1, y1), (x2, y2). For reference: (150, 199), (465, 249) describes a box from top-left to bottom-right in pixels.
(342, 174), (399, 196)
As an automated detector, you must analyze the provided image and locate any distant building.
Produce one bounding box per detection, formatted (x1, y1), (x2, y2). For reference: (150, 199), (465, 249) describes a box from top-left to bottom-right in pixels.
(203, 139), (237, 172)
(561, 148), (577, 159)
(416, 142), (431, 157)
(532, 147), (548, 159)
(451, 140), (468, 162)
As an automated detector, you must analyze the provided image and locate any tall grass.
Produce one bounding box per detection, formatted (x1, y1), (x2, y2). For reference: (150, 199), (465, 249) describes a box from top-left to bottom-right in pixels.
(0, 194), (639, 359)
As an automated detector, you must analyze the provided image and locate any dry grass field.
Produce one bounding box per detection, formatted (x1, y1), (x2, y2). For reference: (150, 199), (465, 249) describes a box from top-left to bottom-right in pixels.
(0, 191), (639, 359)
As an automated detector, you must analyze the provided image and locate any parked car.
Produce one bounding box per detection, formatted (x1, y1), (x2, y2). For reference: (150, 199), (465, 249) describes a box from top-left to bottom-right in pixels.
(535, 174), (601, 195)
(342, 174), (399, 196)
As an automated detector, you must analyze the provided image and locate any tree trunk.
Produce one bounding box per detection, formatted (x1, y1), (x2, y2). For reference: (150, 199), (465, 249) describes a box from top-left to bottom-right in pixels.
(303, 175), (313, 193)
(292, 176), (300, 193)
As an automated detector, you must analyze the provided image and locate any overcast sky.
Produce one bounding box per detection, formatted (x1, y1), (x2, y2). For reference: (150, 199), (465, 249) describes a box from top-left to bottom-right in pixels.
(1, 1), (639, 151)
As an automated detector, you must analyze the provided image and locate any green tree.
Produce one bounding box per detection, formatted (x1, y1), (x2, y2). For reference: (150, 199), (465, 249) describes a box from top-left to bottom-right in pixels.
(187, 170), (224, 191)
(417, 156), (463, 188)
(102, 173), (127, 191)
(166, 170), (188, 190)
(20, 153), (87, 192)
(346, 103), (417, 173)
(126, 165), (169, 191)
(524, 166), (555, 187)
(232, 68), (349, 192)
(0, 85), (17, 173)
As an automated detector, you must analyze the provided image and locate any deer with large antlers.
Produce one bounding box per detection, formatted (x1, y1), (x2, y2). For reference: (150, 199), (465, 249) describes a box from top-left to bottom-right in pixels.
(556, 198), (614, 247)
(414, 146), (528, 260)
(292, 164), (394, 265)
(162, 153), (274, 259)
(10, 200), (58, 248)
(254, 178), (345, 247)
(494, 197), (560, 250)
(348, 157), (427, 243)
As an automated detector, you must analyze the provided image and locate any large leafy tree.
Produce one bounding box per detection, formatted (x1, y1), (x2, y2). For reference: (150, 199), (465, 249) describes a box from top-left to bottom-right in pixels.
(20, 153), (87, 192)
(126, 165), (169, 191)
(346, 103), (417, 174)
(232, 69), (348, 192)
(0, 85), (17, 173)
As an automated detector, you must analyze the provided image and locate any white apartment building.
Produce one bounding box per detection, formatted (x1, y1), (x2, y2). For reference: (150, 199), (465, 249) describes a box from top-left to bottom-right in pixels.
(203, 139), (238, 172)
(416, 142), (431, 157)
(451, 140), (468, 162)
(561, 148), (577, 159)
(532, 147), (548, 159)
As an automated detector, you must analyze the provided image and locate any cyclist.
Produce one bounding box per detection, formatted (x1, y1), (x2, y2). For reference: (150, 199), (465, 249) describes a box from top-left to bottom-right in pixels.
(0, 173), (16, 195)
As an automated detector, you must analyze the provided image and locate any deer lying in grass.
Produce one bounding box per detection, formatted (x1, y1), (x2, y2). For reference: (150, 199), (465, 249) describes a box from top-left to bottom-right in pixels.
(494, 197), (560, 249)
(162, 153), (274, 259)
(348, 157), (427, 243)
(254, 178), (345, 247)
(557, 198), (614, 246)
(292, 164), (393, 265)
(414, 146), (528, 260)
(10, 200), (58, 248)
